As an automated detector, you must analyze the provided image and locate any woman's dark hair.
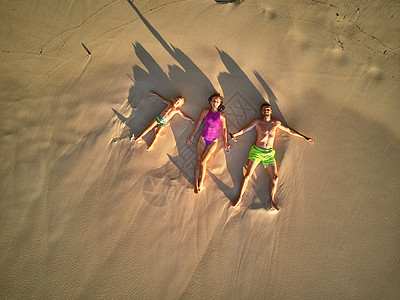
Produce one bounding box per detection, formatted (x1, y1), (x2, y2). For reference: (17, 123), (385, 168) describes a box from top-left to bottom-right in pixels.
(208, 92), (225, 112)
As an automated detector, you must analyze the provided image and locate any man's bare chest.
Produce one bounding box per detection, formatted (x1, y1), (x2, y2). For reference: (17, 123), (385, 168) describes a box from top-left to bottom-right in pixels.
(257, 121), (278, 135)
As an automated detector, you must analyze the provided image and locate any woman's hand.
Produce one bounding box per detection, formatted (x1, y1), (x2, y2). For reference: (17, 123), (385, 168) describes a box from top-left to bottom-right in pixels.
(187, 136), (194, 144)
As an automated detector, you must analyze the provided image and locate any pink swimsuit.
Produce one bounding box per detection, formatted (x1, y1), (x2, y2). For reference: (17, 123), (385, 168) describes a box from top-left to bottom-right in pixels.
(202, 110), (221, 146)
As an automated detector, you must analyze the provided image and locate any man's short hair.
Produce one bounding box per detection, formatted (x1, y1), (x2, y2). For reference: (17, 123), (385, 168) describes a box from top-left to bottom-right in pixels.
(261, 103), (271, 109)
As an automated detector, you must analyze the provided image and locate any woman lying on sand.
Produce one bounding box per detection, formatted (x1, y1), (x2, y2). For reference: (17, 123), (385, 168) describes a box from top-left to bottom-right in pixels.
(135, 91), (194, 150)
(187, 93), (231, 194)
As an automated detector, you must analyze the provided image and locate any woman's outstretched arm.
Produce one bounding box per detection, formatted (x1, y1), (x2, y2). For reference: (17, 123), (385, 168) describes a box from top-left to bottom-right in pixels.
(187, 109), (208, 144)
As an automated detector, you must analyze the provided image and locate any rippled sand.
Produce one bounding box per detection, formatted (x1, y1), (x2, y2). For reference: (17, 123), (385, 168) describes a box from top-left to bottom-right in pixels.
(1, 0), (399, 298)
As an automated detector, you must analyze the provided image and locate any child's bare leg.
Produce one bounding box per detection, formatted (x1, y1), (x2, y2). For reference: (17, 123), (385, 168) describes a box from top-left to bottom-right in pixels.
(266, 162), (279, 211)
(147, 126), (164, 151)
(136, 119), (158, 142)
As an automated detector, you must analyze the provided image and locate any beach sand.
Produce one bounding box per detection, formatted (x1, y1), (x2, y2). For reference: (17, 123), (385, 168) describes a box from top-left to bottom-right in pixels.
(1, 0), (399, 298)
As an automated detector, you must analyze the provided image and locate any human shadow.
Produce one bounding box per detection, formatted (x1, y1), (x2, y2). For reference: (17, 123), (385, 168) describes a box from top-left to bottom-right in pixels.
(211, 50), (290, 208)
(112, 1), (218, 185)
(112, 42), (175, 139)
(117, 1), (292, 202)
(125, 0), (214, 94)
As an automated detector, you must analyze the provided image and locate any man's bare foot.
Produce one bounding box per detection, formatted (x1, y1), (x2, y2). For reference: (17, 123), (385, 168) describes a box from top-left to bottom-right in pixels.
(135, 137), (144, 143)
(146, 146), (153, 151)
(194, 186), (199, 194)
(270, 201), (280, 212)
(232, 198), (241, 207)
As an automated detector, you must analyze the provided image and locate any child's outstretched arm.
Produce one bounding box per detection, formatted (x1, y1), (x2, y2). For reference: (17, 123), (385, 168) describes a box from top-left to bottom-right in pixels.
(151, 91), (170, 105)
(178, 110), (195, 123)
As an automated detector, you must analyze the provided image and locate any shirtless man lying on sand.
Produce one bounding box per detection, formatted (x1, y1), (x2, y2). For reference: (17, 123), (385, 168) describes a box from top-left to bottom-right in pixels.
(230, 103), (314, 211)
(135, 91), (194, 150)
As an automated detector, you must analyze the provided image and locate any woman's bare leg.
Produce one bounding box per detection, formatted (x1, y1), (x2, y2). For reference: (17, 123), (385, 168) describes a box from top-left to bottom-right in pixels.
(194, 138), (206, 194)
(198, 140), (218, 192)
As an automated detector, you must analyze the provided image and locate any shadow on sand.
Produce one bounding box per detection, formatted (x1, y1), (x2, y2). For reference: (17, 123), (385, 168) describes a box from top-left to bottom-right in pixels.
(209, 49), (290, 207)
(113, 1), (290, 208)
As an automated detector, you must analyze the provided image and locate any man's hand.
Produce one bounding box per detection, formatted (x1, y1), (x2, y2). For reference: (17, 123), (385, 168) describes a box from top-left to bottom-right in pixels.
(229, 132), (237, 142)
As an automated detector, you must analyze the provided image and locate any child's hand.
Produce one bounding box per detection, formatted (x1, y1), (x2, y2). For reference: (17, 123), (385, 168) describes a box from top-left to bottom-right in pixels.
(190, 119), (195, 124)
(187, 136), (194, 144)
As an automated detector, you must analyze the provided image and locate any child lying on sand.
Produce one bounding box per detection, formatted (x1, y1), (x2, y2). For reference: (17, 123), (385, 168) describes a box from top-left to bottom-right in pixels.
(135, 91), (194, 150)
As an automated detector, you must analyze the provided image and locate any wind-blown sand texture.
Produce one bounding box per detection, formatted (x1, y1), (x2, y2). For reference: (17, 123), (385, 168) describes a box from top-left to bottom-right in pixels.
(1, 0), (399, 298)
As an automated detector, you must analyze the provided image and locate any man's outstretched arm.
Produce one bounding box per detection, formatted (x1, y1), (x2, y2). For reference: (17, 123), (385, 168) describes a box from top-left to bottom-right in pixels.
(229, 120), (258, 141)
(278, 124), (314, 144)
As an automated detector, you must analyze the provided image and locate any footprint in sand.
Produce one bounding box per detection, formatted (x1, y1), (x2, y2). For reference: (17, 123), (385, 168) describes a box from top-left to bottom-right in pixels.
(285, 28), (311, 51)
(325, 48), (347, 65)
(263, 8), (277, 20)
(366, 66), (383, 80)
(141, 175), (176, 207)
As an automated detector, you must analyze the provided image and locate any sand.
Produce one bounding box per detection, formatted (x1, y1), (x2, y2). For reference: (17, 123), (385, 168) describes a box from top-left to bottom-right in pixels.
(1, 0), (399, 298)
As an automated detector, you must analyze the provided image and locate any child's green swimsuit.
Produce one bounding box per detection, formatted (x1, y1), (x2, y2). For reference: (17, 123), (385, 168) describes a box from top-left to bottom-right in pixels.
(156, 115), (168, 127)
(248, 145), (276, 165)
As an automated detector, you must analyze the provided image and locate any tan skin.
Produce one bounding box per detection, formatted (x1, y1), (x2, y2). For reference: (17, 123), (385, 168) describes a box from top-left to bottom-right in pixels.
(187, 96), (231, 194)
(230, 105), (314, 211)
(135, 91), (194, 150)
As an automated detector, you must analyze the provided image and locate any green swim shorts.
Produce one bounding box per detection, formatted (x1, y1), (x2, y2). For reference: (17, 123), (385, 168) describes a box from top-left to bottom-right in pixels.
(156, 114), (168, 127)
(248, 145), (276, 165)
